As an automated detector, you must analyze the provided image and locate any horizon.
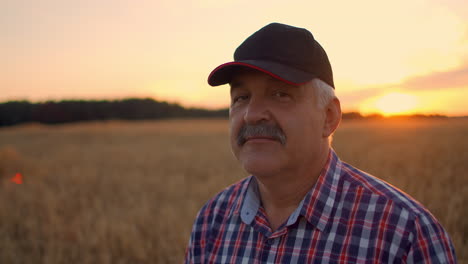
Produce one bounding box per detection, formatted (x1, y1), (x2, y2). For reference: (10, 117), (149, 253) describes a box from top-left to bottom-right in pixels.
(1, 97), (466, 118)
(2, 0), (468, 117)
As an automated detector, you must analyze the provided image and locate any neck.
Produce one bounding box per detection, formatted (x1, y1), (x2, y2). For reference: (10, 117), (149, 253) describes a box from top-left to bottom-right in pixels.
(256, 145), (330, 231)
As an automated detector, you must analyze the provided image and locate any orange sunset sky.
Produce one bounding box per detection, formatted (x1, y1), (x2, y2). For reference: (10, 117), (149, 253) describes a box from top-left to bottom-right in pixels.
(2, 0), (468, 116)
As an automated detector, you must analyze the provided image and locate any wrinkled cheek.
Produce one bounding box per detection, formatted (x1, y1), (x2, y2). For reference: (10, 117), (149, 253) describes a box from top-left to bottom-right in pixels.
(230, 142), (240, 161)
(229, 119), (242, 157)
(229, 132), (240, 160)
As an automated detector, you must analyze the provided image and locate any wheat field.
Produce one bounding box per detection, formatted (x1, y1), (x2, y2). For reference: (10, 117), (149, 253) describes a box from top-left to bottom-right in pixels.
(0, 118), (467, 263)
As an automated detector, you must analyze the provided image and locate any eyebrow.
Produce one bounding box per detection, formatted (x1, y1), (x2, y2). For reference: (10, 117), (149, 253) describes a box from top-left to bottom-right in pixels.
(229, 80), (244, 93)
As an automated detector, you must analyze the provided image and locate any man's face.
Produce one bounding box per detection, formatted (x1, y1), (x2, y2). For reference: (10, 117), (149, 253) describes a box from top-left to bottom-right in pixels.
(229, 69), (328, 177)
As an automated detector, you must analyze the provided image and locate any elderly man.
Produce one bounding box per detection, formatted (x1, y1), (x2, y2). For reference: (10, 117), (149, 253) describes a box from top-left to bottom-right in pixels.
(185, 23), (456, 263)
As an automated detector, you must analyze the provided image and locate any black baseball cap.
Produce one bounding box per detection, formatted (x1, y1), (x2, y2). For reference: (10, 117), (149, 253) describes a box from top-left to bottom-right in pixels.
(208, 23), (334, 88)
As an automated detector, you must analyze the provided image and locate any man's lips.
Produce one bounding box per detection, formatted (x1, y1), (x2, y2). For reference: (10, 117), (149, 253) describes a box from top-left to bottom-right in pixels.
(244, 136), (278, 143)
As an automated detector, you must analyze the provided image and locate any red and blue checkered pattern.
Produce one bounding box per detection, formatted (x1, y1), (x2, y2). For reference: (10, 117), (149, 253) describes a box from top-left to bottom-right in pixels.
(185, 150), (456, 263)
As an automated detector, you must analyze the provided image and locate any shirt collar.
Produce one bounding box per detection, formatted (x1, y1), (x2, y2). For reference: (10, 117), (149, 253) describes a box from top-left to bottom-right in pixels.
(240, 177), (260, 224)
(239, 149), (342, 232)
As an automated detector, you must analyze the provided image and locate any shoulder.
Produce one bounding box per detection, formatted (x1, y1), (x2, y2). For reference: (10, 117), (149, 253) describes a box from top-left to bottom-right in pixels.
(338, 160), (430, 217)
(193, 176), (250, 227)
(185, 177), (250, 263)
(337, 161), (457, 262)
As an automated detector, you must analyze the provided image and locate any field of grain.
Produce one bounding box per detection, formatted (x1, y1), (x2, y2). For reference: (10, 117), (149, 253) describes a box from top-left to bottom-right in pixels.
(0, 118), (467, 263)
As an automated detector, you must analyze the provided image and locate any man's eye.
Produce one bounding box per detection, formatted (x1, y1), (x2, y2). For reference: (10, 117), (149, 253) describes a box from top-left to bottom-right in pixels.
(273, 91), (290, 99)
(232, 95), (249, 104)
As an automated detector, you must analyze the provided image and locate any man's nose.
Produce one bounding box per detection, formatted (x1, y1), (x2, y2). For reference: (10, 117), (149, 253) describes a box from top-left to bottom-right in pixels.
(243, 96), (270, 124)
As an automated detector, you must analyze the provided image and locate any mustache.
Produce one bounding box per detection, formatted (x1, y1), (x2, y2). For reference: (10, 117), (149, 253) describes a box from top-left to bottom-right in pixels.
(237, 123), (286, 146)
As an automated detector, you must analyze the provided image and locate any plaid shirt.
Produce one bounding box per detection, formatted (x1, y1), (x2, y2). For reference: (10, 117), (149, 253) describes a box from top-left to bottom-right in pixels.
(185, 149), (456, 263)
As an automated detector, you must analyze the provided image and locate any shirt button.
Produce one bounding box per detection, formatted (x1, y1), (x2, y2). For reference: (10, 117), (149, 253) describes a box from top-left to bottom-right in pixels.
(266, 239), (274, 245)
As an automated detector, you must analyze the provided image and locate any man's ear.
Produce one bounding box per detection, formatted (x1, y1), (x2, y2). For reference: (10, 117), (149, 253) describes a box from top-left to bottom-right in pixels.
(323, 98), (342, 138)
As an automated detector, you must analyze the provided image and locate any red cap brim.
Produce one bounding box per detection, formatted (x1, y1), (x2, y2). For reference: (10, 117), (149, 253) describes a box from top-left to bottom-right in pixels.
(208, 61), (313, 87)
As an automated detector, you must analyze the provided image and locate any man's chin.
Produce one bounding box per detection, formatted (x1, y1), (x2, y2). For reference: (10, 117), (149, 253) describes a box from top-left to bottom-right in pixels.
(239, 156), (283, 177)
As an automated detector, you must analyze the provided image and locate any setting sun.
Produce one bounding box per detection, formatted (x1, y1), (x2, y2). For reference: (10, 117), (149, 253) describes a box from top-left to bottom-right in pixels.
(360, 92), (420, 116)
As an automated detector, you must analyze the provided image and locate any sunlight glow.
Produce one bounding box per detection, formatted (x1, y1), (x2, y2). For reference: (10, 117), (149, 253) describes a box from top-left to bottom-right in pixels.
(1, 0), (468, 115)
(361, 92), (420, 116)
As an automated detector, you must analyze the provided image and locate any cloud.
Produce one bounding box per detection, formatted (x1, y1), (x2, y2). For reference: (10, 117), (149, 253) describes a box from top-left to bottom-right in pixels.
(400, 63), (468, 91)
(431, 0), (468, 21)
(338, 86), (389, 104)
(338, 62), (468, 107)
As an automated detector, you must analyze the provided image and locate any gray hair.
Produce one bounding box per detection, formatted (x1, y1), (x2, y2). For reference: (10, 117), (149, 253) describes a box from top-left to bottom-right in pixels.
(309, 78), (336, 109)
(308, 78), (338, 144)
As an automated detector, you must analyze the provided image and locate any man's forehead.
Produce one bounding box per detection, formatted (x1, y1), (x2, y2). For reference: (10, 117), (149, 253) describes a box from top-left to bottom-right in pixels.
(230, 69), (292, 90)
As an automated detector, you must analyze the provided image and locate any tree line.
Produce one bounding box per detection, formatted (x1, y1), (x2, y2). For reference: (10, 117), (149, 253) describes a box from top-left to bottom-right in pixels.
(0, 98), (228, 127)
(0, 98), (449, 127)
